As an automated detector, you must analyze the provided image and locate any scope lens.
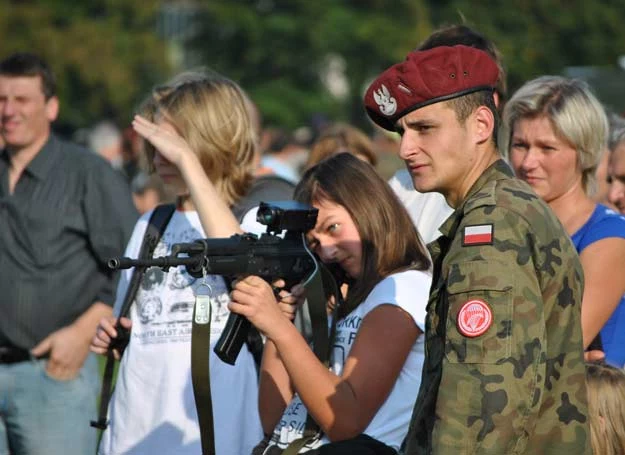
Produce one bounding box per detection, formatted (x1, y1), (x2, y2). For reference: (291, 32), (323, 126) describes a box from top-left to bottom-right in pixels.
(259, 209), (276, 225)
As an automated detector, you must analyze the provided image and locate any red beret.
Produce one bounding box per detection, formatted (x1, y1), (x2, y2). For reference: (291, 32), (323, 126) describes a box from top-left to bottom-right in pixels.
(364, 45), (499, 131)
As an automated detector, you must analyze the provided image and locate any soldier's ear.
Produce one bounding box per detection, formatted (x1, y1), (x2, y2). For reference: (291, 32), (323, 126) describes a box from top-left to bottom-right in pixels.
(473, 105), (495, 145)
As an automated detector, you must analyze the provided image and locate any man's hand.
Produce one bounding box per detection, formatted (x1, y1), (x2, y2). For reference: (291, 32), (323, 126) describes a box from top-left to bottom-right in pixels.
(31, 324), (91, 381)
(31, 301), (113, 381)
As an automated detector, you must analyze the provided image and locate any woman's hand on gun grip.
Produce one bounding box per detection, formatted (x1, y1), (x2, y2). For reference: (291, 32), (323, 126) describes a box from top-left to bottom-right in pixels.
(90, 316), (132, 360)
(270, 279), (306, 322)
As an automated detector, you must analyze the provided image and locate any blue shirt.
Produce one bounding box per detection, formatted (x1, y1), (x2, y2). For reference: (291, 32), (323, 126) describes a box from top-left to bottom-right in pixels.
(571, 204), (625, 367)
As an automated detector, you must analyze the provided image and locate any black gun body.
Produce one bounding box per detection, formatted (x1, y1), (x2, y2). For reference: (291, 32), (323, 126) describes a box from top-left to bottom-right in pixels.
(197, 235), (314, 364)
(109, 232), (316, 365)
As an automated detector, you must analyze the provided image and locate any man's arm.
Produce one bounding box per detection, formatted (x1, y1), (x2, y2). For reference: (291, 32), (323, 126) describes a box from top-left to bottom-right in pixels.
(31, 302), (113, 380)
(432, 206), (546, 453)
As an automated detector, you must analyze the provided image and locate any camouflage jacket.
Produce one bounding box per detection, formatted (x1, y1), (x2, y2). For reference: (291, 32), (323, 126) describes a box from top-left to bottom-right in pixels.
(403, 160), (590, 454)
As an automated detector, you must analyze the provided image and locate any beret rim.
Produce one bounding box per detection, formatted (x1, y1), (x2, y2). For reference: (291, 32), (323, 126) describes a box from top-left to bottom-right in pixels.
(370, 85), (495, 132)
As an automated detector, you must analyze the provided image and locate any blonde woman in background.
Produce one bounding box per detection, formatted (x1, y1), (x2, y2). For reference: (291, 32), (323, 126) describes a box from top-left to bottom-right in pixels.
(305, 123), (378, 170)
(505, 76), (625, 366)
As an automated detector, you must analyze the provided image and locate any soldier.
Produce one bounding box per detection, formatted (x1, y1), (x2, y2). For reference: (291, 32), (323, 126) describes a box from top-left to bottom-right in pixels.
(364, 45), (590, 453)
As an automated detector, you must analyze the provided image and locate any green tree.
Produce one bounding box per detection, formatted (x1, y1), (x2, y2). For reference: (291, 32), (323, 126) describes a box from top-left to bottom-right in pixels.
(0, 0), (171, 135)
(427, 0), (625, 99)
(187, 0), (432, 130)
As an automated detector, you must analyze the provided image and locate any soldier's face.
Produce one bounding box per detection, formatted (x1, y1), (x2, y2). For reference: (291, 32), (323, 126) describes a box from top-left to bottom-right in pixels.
(608, 142), (625, 214)
(306, 198), (362, 279)
(397, 102), (476, 207)
(509, 115), (581, 204)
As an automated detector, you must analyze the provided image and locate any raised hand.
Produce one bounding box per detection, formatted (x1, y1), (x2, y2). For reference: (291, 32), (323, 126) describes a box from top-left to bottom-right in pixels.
(132, 114), (195, 168)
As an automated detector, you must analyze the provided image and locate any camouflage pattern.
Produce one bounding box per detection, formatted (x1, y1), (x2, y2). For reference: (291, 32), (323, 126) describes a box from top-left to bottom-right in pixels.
(403, 160), (590, 454)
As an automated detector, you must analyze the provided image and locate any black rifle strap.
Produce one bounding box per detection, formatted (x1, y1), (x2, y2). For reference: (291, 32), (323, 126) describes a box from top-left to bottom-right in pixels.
(191, 287), (215, 455)
(91, 203), (176, 431)
(283, 261), (342, 455)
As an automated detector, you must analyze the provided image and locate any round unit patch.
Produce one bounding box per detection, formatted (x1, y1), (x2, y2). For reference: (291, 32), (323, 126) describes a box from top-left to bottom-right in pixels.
(457, 299), (492, 337)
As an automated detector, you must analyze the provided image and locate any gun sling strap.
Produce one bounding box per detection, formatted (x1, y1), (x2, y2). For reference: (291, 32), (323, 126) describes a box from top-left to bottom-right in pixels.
(281, 261), (342, 455)
(91, 203), (176, 430)
(191, 257), (341, 455)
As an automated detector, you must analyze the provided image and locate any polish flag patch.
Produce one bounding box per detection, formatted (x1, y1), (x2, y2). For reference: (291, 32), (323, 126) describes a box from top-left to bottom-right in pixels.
(457, 299), (492, 337)
(462, 224), (493, 246)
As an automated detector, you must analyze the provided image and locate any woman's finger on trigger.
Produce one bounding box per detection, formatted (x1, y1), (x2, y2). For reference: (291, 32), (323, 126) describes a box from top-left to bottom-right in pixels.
(272, 278), (286, 289)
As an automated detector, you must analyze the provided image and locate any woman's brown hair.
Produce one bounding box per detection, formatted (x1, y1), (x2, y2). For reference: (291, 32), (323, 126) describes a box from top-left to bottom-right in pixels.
(295, 153), (430, 317)
(305, 123), (377, 170)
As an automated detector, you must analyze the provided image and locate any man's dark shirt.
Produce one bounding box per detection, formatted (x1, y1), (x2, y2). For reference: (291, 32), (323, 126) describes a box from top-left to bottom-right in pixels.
(0, 134), (138, 350)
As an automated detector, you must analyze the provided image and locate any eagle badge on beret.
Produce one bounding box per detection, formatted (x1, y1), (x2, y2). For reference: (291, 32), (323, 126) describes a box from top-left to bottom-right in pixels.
(372, 84), (397, 116)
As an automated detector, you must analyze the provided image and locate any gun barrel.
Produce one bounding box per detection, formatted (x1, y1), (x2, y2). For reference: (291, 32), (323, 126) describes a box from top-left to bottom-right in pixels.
(108, 256), (203, 270)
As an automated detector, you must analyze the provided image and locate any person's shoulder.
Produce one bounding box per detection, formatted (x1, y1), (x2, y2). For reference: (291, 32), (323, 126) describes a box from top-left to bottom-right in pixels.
(250, 174), (296, 196)
(465, 174), (538, 212)
(592, 204), (625, 229)
(465, 175), (561, 234)
(368, 270), (432, 302)
(388, 168), (413, 192)
(234, 175), (296, 221)
(56, 135), (116, 173)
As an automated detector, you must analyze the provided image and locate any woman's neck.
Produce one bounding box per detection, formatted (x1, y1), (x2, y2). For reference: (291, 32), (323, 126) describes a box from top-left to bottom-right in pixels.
(548, 185), (596, 236)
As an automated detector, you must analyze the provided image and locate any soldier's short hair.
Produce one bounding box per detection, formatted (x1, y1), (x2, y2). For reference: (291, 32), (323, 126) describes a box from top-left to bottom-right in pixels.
(503, 76), (608, 196)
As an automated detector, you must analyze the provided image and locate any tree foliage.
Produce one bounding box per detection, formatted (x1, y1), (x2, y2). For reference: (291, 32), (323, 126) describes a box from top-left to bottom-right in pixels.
(188, 0), (625, 129)
(0, 0), (170, 134)
(187, 0), (432, 129)
(1, 0), (624, 134)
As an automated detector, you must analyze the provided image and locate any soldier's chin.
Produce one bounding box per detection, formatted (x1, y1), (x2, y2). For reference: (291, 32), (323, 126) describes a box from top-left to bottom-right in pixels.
(411, 177), (436, 194)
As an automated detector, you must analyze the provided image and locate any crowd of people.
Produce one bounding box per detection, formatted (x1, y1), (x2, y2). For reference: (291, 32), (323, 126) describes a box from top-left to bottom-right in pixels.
(1, 22), (625, 455)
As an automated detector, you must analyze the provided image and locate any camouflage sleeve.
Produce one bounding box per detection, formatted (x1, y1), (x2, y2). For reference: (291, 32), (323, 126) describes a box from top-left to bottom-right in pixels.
(432, 204), (548, 453)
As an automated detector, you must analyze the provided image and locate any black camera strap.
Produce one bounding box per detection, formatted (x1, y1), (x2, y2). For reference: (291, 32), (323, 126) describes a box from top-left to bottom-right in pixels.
(91, 203), (176, 431)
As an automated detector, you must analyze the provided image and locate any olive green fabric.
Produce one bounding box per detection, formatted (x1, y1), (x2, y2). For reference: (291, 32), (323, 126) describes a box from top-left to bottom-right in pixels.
(404, 160), (590, 454)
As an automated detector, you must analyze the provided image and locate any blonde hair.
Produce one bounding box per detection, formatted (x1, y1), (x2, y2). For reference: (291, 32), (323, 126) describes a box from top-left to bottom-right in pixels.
(585, 362), (625, 455)
(305, 123), (377, 170)
(140, 73), (256, 205)
(503, 76), (608, 196)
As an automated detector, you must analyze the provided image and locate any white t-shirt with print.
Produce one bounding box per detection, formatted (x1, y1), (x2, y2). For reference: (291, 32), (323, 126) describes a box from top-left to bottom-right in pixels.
(98, 209), (264, 455)
(265, 269), (431, 452)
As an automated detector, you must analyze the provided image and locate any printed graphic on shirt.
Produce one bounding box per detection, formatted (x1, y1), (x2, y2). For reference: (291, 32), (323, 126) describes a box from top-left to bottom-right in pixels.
(132, 226), (232, 346)
(269, 312), (364, 449)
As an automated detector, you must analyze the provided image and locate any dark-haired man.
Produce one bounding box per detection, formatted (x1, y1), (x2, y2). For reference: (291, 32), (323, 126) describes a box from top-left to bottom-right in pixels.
(0, 53), (137, 454)
(389, 24), (508, 244)
(365, 45), (589, 453)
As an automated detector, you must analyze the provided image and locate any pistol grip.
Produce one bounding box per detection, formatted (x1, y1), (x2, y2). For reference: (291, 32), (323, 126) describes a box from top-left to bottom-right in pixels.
(213, 313), (251, 365)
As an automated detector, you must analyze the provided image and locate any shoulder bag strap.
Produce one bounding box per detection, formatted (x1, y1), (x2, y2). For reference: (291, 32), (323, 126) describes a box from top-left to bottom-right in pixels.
(91, 203), (176, 430)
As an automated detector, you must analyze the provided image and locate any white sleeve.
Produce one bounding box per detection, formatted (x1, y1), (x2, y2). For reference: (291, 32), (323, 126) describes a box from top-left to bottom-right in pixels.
(364, 270), (431, 332)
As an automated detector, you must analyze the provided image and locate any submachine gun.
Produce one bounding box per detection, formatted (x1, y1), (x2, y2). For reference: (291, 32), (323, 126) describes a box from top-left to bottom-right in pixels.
(108, 201), (320, 365)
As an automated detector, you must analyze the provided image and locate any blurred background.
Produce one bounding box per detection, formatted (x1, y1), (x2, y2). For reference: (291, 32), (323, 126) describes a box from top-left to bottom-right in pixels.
(2, 0), (624, 178)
